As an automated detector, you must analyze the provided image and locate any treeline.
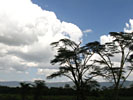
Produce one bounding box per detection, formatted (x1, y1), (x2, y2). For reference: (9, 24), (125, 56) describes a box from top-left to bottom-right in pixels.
(0, 80), (133, 100)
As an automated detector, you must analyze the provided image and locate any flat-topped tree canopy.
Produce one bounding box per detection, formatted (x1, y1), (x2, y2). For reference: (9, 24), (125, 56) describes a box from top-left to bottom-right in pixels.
(47, 38), (103, 100)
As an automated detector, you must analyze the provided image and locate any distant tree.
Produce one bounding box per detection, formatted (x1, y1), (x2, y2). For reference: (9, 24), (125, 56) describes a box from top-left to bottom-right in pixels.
(20, 82), (31, 100)
(84, 80), (100, 91)
(32, 80), (47, 100)
(64, 84), (71, 89)
(88, 32), (133, 100)
(47, 38), (103, 100)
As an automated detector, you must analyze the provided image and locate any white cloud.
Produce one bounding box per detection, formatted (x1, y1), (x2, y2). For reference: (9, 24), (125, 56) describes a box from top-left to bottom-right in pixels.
(0, 0), (83, 81)
(100, 35), (114, 44)
(37, 68), (58, 76)
(0, 55), (28, 71)
(83, 29), (92, 33)
(32, 78), (43, 82)
(124, 19), (133, 33)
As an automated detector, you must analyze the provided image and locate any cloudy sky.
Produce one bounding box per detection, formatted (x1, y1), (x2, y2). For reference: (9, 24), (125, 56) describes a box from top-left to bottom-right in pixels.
(0, 0), (133, 82)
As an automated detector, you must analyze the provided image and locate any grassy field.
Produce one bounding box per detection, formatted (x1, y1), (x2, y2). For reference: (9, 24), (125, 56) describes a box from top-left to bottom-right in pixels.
(0, 94), (133, 100)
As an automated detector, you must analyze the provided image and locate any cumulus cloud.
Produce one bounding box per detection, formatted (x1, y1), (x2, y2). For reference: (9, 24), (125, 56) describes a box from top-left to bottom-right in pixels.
(100, 35), (114, 44)
(0, 55), (28, 71)
(124, 19), (133, 33)
(0, 0), (83, 80)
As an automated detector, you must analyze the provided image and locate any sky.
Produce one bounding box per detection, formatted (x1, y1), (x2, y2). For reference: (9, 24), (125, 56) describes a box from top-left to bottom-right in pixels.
(0, 0), (133, 82)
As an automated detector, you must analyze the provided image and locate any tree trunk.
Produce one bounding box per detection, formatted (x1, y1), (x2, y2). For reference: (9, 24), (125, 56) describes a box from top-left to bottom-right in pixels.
(113, 85), (119, 100)
(76, 87), (86, 100)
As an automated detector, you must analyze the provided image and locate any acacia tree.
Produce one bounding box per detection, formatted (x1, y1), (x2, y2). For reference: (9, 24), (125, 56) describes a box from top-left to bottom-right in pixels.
(20, 82), (31, 100)
(87, 32), (133, 100)
(32, 80), (47, 100)
(47, 39), (102, 100)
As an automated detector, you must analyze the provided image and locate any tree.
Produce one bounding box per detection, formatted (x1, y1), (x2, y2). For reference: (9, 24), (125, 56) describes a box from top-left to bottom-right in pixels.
(64, 84), (71, 89)
(82, 80), (100, 96)
(88, 32), (133, 100)
(32, 80), (47, 100)
(47, 38), (102, 100)
(20, 82), (31, 100)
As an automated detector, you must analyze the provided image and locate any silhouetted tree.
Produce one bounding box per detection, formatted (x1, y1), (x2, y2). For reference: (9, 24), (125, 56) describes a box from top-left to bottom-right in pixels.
(32, 80), (47, 100)
(84, 80), (100, 92)
(20, 82), (31, 100)
(64, 84), (71, 89)
(88, 32), (133, 100)
(47, 38), (103, 100)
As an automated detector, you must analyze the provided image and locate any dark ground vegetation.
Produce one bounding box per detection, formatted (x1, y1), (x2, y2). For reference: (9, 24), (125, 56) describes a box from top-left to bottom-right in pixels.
(0, 81), (133, 100)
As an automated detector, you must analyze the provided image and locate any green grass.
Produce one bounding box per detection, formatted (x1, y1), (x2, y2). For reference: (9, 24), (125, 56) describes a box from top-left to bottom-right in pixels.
(0, 94), (133, 100)
(43, 96), (76, 100)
